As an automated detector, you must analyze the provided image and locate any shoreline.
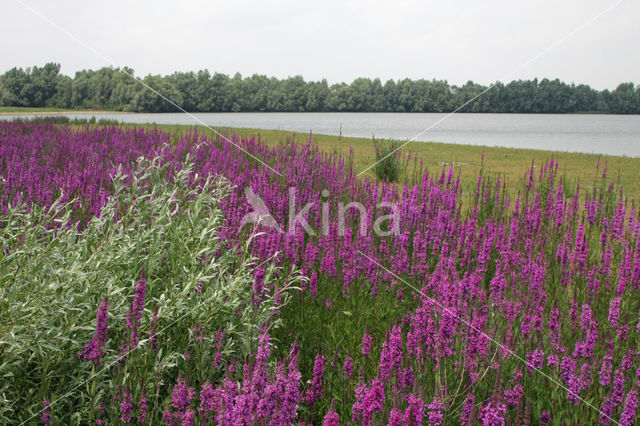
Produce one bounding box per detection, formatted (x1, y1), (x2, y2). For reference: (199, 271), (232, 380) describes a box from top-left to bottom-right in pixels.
(0, 109), (125, 115)
(1, 109), (637, 116)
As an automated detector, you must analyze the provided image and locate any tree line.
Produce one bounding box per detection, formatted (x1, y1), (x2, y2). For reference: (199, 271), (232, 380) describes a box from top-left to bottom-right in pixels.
(1, 62), (639, 114)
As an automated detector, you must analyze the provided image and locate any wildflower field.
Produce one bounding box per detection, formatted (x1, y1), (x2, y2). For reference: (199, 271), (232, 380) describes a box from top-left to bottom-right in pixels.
(1, 119), (639, 425)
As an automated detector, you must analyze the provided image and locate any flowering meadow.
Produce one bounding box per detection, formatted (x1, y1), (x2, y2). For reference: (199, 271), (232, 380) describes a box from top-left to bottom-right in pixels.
(1, 119), (640, 424)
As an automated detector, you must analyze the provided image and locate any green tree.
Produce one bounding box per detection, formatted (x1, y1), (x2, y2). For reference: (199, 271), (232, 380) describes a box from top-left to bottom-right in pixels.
(131, 74), (183, 112)
(326, 82), (350, 111)
(0, 67), (30, 106)
(305, 79), (329, 112)
(610, 82), (638, 114)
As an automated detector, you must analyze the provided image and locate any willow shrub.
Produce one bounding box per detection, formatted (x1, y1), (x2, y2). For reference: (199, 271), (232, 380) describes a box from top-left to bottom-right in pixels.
(0, 153), (301, 423)
(372, 138), (408, 183)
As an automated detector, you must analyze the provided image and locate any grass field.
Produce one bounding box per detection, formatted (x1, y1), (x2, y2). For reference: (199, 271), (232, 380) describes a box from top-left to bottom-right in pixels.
(111, 122), (640, 204)
(0, 106), (122, 114)
(4, 112), (638, 202)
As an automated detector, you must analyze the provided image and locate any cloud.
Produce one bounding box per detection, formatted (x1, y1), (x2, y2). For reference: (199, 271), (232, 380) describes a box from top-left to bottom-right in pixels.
(1, 0), (638, 89)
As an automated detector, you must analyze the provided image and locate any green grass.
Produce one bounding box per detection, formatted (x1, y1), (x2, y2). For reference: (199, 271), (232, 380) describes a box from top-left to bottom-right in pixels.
(0, 106), (121, 114)
(9, 115), (639, 203)
(100, 122), (640, 204)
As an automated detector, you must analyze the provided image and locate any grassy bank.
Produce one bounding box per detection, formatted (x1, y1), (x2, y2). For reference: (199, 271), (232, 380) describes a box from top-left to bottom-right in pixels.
(0, 106), (121, 114)
(108, 123), (640, 203)
(6, 113), (638, 201)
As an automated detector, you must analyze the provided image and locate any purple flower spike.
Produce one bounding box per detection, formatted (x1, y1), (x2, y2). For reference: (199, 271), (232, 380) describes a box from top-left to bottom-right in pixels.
(78, 297), (109, 365)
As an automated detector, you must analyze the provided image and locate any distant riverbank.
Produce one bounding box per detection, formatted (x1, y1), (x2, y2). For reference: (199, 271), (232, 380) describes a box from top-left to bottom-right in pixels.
(0, 106), (633, 115)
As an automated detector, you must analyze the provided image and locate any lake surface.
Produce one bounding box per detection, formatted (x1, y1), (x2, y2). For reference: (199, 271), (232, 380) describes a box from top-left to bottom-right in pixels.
(4, 112), (640, 157)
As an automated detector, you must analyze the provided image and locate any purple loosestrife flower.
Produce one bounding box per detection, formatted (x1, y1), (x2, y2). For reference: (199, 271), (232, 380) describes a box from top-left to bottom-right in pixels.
(323, 401), (339, 426)
(231, 383), (250, 424)
(547, 354), (559, 369)
(270, 344), (301, 425)
(618, 324), (630, 342)
(256, 383), (278, 421)
(510, 368), (523, 384)
(138, 390), (148, 424)
(161, 408), (173, 425)
(388, 408), (404, 426)
(580, 363), (592, 392)
(352, 383), (367, 421)
(352, 378), (384, 425)
(617, 248), (631, 295)
(78, 297), (109, 365)
(305, 350), (325, 404)
(126, 276), (147, 349)
(309, 271), (318, 296)
(120, 388), (133, 425)
(600, 395), (615, 425)
(504, 384), (524, 406)
(424, 397), (440, 426)
(211, 329), (225, 369)
(539, 410), (551, 424)
(277, 363), (302, 424)
(192, 322), (205, 342)
(567, 372), (581, 405)
(41, 399), (51, 425)
(608, 297), (621, 329)
(253, 266), (265, 302)
(362, 331), (372, 357)
(172, 377), (195, 412)
(181, 409), (195, 426)
(569, 299), (579, 330)
(343, 354), (353, 378)
(622, 349), (634, 371)
(321, 250), (336, 276)
(198, 381), (218, 419)
(148, 305), (159, 352)
(620, 387), (639, 426)
(525, 349), (544, 374)
(580, 304), (593, 331)
(378, 325), (402, 380)
(396, 367), (415, 392)
(612, 369), (625, 407)
(600, 352), (613, 387)
(478, 402), (506, 426)
(460, 394), (475, 425)
(323, 411), (340, 426)
(560, 356), (576, 382)
(251, 334), (271, 403)
(218, 377), (238, 425)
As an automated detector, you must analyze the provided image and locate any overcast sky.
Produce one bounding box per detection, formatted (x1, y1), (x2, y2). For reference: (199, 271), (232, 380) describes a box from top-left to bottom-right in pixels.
(2, 0), (638, 90)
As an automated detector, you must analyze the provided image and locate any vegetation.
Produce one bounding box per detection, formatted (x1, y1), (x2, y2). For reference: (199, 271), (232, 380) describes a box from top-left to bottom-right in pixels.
(3, 120), (640, 424)
(372, 138), (408, 182)
(72, 121), (640, 204)
(1, 63), (639, 113)
(0, 150), (301, 423)
(0, 106), (117, 114)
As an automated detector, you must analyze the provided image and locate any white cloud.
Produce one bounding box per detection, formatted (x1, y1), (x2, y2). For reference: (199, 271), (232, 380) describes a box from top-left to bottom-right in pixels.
(1, 0), (638, 89)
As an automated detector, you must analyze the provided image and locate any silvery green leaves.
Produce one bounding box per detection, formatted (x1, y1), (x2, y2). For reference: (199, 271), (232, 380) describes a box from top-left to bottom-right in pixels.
(0, 152), (300, 424)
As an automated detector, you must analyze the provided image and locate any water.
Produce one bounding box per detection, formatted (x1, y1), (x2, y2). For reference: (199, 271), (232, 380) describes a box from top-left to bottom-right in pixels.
(4, 112), (640, 157)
